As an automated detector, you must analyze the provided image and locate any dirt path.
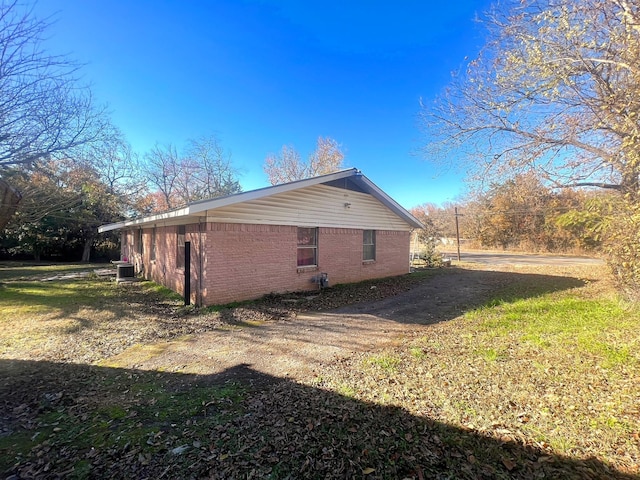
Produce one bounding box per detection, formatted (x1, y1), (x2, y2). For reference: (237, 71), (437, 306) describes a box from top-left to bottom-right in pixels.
(104, 267), (571, 382)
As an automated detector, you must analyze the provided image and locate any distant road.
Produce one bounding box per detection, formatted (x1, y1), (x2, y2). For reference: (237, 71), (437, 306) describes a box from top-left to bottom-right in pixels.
(444, 251), (604, 266)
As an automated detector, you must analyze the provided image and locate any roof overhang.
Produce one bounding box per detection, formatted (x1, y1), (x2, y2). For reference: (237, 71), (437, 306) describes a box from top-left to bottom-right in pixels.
(98, 168), (424, 233)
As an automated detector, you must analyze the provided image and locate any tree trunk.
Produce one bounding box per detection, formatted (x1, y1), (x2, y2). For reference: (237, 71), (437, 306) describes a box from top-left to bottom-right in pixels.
(81, 237), (93, 262)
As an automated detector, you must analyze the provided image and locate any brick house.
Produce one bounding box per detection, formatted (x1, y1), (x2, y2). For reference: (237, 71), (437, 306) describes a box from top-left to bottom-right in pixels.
(98, 168), (423, 306)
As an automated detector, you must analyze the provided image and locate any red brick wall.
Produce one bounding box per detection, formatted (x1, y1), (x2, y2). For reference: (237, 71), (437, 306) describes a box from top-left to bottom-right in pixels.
(202, 223), (410, 305)
(126, 224), (205, 305)
(125, 222), (411, 306)
(318, 228), (410, 286)
(203, 223), (304, 305)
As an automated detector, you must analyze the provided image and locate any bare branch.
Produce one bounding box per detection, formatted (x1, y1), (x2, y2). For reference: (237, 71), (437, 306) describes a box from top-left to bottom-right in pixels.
(263, 136), (345, 185)
(420, 0), (640, 197)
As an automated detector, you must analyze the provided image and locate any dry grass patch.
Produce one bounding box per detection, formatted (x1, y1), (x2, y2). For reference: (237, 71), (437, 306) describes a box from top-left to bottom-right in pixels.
(0, 265), (227, 364)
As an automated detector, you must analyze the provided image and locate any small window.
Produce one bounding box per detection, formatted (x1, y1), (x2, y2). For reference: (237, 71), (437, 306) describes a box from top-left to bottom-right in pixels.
(297, 227), (318, 267)
(176, 225), (186, 269)
(363, 230), (376, 261)
(151, 228), (157, 261)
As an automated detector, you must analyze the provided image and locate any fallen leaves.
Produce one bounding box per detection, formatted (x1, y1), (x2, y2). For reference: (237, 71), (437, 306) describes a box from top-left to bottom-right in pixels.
(1, 263), (637, 478)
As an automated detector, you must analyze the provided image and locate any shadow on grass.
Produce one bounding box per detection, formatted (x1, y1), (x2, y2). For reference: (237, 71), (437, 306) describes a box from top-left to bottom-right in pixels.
(224, 268), (588, 327)
(0, 262), (110, 282)
(0, 359), (632, 480)
(0, 276), (181, 325)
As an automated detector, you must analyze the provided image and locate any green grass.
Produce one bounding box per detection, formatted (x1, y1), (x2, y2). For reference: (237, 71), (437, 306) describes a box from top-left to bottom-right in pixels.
(144, 282), (184, 301)
(0, 262), (188, 362)
(0, 262), (182, 316)
(408, 346), (427, 359)
(0, 262), (108, 281)
(468, 292), (639, 368)
(474, 346), (508, 362)
(364, 353), (402, 372)
(1, 280), (114, 314)
(0, 263), (118, 315)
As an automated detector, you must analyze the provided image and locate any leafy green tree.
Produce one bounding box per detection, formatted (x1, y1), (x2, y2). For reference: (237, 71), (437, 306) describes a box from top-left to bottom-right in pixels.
(1, 165), (76, 260)
(556, 197), (607, 251)
(1, 160), (123, 261)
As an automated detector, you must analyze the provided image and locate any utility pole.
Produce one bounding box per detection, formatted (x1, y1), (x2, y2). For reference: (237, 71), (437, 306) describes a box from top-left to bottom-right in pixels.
(454, 207), (462, 262)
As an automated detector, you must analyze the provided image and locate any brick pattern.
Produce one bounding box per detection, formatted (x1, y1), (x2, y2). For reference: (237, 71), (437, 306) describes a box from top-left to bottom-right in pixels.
(318, 228), (410, 285)
(125, 223), (410, 306)
(204, 223), (302, 305)
(126, 224), (204, 305)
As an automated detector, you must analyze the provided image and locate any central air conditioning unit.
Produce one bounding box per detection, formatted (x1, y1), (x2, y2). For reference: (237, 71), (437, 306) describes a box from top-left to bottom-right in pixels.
(116, 263), (135, 282)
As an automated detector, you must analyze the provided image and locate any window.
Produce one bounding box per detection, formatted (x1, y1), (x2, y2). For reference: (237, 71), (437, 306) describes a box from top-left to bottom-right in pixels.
(151, 228), (157, 261)
(297, 227), (317, 267)
(363, 230), (376, 261)
(176, 225), (186, 269)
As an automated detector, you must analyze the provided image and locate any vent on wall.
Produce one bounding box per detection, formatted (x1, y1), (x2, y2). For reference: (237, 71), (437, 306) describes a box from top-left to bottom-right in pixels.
(316, 272), (329, 288)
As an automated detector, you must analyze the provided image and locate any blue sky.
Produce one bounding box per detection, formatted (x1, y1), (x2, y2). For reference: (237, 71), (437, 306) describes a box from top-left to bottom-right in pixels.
(32, 1), (493, 209)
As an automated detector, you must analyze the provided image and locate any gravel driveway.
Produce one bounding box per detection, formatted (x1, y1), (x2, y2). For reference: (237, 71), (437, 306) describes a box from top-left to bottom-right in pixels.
(105, 265), (586, 383)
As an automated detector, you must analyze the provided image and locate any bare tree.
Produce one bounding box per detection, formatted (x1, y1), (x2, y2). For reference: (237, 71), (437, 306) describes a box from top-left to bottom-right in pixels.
(142, 143), (181, 210)
(410, 202), (459, 240)
(264, 145), (305, 186)
(0, 1), (110, 227)
(308, 137), (345, 177)
(420, 0), (640, 197)
(420, 0), (640, 294)
(264, 136), (345, 185)
(141, 136), (242, 212)
(182, 135), (241, 201)
(85, 132), (143, 195)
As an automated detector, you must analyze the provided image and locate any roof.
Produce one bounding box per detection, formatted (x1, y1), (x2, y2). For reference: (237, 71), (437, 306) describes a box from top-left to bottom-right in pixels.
(98, 168), (424, 233)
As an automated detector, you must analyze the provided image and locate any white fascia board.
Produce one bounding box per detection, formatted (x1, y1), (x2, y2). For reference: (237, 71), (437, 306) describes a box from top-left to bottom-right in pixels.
(98, 206), (190, 233)
(98, 222), (126, 233)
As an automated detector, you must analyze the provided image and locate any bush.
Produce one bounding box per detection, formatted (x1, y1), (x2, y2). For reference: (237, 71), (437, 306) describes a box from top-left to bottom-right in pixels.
(602, 200), (640, 301)
(413, 238), (444, 268)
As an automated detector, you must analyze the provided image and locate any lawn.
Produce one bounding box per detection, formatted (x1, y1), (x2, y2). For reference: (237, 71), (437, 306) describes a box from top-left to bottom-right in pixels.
(0, 262), (638, 479)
